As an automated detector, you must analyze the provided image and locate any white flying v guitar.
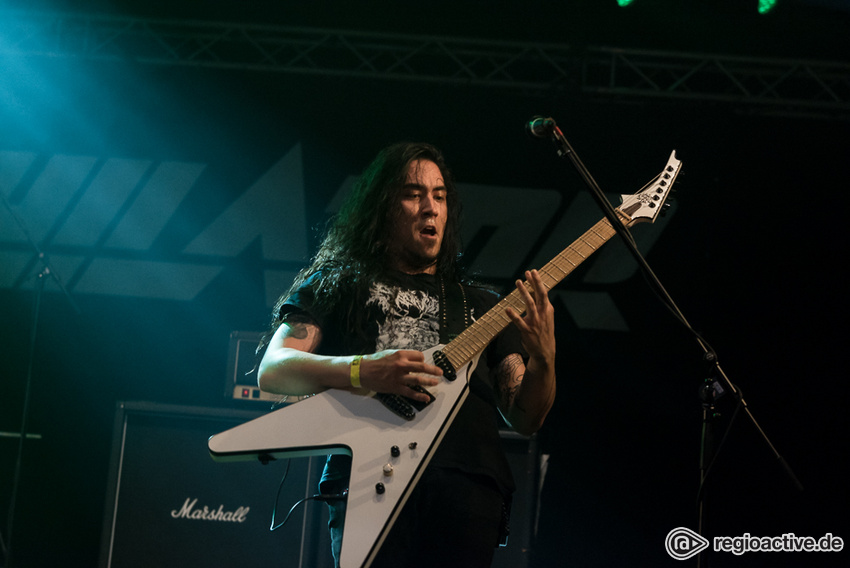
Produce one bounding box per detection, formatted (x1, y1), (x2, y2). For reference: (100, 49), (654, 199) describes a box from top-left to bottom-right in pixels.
(208, 151), (682, 568)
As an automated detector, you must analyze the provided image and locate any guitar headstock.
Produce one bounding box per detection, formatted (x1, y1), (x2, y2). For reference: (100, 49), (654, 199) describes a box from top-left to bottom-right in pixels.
(618, 151), (682, 226)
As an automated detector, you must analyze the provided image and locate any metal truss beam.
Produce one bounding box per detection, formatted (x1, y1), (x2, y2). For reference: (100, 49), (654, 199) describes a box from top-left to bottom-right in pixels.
(0, 11), (574, 91)
(3, 10), (850, 120)
(582, 47), (850, 120)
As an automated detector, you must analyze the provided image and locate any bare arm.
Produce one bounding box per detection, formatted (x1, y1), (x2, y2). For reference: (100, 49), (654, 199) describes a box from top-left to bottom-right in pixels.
(257, 313), (443, 404)
(496, 270), (557, 436)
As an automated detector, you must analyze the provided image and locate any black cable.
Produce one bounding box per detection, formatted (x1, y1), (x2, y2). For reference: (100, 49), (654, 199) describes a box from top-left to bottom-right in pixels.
(269, 459), (292, 531)
(268, 460), (347, 532)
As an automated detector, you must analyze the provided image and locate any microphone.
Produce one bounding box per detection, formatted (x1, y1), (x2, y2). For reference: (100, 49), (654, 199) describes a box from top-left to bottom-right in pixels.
(526, 116), (556, 138)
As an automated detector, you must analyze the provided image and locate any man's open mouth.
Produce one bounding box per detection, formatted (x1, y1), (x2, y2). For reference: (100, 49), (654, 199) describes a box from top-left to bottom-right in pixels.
(420, 226), (437, 237)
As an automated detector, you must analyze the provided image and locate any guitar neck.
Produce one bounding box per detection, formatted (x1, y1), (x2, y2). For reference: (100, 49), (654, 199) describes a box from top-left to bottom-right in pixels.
(442, 215), (618, 370)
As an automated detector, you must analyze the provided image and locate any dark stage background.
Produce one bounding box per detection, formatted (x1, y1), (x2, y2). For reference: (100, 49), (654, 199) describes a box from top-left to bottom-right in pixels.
(1, 1), (848, 567)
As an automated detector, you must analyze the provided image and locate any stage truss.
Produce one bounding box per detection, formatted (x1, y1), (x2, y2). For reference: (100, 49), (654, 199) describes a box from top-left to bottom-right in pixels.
(2, 10), (849, 120)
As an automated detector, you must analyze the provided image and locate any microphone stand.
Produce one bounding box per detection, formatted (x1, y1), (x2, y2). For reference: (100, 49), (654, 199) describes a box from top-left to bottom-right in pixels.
(533, 118), (803, 565)
(1, 192), (80, 568)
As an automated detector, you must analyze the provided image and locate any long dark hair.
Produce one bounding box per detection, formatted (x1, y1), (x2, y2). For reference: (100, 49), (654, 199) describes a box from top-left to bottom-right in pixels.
(266, 142), (464, 339)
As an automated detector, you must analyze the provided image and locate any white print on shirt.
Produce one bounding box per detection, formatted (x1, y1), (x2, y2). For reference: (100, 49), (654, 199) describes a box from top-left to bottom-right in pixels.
(367, 282), (440, 352)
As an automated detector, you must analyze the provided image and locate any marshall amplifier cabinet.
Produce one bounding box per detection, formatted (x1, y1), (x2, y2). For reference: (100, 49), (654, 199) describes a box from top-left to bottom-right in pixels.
(99, 401), (332, 568)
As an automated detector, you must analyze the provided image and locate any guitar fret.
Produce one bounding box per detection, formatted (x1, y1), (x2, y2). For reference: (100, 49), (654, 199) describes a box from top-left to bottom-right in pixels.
(556, 253), (577, 267)
(538, 268), (557, 287)
(570, 247), (587, 259)
(548, 263), (569, 276)
(478, 316), (501, 334)
(453, 346), (473, 361)
(577, 237), (595, 249)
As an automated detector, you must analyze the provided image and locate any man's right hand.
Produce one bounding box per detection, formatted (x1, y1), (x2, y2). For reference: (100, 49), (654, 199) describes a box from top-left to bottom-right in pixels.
(359, 350), (442, 403)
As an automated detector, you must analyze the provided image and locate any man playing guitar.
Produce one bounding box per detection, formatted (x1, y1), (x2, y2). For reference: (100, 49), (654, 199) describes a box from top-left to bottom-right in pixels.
(256, 142), (557, 568)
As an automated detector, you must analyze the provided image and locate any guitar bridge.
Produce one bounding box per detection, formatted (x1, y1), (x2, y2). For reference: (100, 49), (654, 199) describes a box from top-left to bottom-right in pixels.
(433, 350), (457, 382)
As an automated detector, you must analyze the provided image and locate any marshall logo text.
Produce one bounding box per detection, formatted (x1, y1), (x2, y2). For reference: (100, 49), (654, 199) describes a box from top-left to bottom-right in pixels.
(171, 498), (250, 522)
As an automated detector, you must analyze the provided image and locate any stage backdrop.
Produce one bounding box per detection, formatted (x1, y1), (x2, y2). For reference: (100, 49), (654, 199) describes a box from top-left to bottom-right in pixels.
(1, 3), (848, 567)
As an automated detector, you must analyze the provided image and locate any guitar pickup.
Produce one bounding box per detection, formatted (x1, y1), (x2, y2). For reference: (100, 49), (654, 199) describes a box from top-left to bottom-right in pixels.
(376, 393), (415, 421)
(405, 385), (435, 412)
(376, 386), (435, 420)
(433, 350), (456, 381)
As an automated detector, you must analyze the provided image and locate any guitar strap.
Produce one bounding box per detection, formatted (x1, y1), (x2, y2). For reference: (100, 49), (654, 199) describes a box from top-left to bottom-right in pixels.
(439, 277), (469, 344)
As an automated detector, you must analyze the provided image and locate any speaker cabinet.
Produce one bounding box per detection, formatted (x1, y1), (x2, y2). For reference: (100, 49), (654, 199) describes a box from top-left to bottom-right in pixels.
(99, 401), (330, 567)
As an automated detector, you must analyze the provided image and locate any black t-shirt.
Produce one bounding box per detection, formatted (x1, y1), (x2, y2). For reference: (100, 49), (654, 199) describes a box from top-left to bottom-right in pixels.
(282, 270), (525, 496)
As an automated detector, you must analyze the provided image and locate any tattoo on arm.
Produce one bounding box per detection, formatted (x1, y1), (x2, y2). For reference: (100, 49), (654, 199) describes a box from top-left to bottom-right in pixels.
(496, 354), (525, 410)
(281, 312), (315, 340)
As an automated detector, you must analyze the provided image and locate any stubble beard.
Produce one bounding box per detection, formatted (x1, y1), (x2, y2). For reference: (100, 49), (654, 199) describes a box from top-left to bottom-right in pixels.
(395, 247), (439, 274)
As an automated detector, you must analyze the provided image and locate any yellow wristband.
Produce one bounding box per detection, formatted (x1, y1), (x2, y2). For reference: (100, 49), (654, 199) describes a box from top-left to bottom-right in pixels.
(350, 355), (363, 388)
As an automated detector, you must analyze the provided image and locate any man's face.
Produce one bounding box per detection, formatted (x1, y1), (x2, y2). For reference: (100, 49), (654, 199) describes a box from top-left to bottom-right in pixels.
(389, 159), (448, 274)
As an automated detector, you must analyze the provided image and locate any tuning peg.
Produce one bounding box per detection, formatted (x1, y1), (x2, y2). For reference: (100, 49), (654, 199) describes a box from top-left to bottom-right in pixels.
(660, 202), (673, 217)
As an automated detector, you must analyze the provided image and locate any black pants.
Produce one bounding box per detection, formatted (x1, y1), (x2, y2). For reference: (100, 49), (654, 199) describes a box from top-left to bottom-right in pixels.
(327, 467), (505, 568)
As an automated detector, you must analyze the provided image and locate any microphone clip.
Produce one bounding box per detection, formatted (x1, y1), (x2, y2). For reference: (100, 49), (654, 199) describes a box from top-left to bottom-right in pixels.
(526, 116), (557, 138)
